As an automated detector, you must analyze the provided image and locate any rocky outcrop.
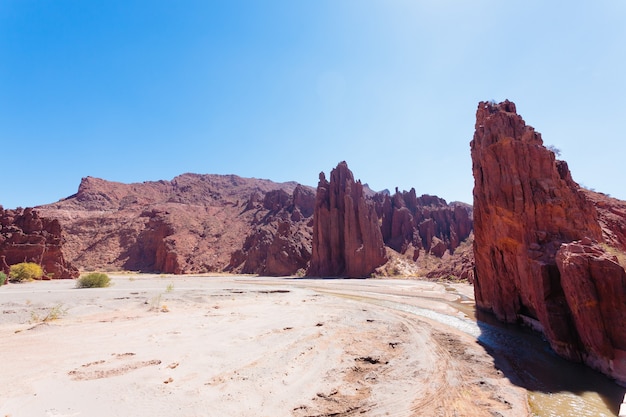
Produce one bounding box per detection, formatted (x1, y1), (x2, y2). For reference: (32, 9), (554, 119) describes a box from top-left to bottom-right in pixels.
(307, 162), (387, 277)
(424, 234), (475, 282)
(0, 207), (79, 279)
(37, 174), (315, 275)
(227, 185), (315, 275)
(471, 99), (626, 383)
(556, 239), (626, 381)
(583, 189), (626, 251)
(374, 188), (472, 260)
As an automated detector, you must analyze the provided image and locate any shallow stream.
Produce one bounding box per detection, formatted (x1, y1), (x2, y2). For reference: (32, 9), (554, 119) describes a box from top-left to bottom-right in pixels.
(367, 288), (624, 417)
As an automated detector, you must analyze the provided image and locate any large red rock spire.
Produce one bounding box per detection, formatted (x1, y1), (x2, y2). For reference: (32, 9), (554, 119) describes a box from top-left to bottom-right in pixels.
(308, 161), (387, 277)
(471, 100), (626, 383)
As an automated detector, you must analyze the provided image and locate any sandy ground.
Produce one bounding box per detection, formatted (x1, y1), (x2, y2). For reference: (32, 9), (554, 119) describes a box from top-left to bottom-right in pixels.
(0, 275), (529, 417)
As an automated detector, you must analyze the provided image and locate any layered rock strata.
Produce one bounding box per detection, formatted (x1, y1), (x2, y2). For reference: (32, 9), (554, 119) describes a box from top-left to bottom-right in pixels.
(471, 100), (626, 383)
(308, 162), (387, 277)
(0, 207), (79, 279)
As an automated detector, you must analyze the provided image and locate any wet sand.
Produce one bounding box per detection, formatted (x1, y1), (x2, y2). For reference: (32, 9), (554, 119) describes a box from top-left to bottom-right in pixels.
(1, 274), (531, 416)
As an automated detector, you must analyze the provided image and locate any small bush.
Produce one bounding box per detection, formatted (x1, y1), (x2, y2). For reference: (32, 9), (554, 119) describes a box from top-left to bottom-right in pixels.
(9, 262), (43, 282)
(76, 272), (111, 288)
(546, 144), (562, 157)
(0, 271), (6, 285)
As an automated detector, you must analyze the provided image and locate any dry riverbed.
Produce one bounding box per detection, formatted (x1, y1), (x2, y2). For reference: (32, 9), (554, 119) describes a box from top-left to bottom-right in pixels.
(0, 274), (529, 416)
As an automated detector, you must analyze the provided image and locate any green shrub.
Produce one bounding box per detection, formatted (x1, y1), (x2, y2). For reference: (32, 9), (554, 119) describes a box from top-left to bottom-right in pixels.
(9, 262), (43, 282)
(0, 271), (6, 285)
(76, 272), (111, 288)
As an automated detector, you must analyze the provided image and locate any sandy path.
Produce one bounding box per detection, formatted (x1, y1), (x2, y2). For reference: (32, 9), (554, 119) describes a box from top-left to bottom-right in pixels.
(0, 275), (528, 416)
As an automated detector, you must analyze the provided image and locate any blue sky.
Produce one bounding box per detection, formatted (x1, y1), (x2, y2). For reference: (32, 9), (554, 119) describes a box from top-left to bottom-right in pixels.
(1, 1), (625, 209)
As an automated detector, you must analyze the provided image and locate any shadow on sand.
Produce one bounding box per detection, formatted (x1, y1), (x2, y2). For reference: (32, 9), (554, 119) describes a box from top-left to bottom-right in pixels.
(475, 309), (624, 416)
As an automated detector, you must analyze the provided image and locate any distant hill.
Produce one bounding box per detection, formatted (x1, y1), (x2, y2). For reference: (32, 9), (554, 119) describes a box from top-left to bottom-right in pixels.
(36, 174), (315, 275)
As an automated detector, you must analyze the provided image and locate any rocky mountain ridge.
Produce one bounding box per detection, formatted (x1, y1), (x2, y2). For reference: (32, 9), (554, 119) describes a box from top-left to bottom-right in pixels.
(35, 174), (313, 275)
(0, 167), (473, 279)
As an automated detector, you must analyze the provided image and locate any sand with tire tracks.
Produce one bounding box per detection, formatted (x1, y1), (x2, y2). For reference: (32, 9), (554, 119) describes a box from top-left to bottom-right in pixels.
(0, 275), (528, 416)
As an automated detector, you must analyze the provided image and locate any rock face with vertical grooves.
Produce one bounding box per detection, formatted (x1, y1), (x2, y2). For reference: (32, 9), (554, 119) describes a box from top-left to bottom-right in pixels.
(471, 99), (626, 383)
(373, 189), (473, 260)
(556, 238), (626, 380)
(0, 207), (79, 279)
(308, 161), (387, 277)
(227, 185), (315, 276)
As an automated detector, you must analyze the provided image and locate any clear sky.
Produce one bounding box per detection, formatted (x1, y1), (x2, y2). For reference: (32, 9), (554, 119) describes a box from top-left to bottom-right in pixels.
(1, 1), (625, 209)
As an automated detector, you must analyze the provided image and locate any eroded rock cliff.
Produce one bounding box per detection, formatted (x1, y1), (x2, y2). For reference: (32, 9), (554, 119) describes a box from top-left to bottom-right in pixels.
(556, 238), (626, 379)
(374, 188), (472, 260)
(37, 174), (315, 276)
(0, 207), (79, 279)
(227, 185), (315, 275)
(471, 100), (626, 383)
(308, 161), (387, 277)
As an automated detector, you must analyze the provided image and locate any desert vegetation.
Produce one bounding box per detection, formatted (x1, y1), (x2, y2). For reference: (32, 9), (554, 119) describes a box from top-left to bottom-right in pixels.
(8, 262), (43, 282)
(76, 272), (111, 288)
(30, 303), (67, 323)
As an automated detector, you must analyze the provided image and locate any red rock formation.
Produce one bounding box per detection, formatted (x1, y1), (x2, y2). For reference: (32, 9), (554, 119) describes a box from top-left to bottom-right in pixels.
(0, 207), (79, 279)
(37, 174), (315, 276)
(374, 188), (472, 259)
(227, 185), (315, 275)
(556, 239), (626, 380)
(307, 162), (387, 277)
(424, 233), (475, 282)
(583, 189), (626, 251)
(471, 99), (626, 383)
(25, 167), (471, 280)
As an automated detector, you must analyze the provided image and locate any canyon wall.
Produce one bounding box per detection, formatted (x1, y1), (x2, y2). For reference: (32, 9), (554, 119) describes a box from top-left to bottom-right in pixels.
(37, 174), (315, 276)
(0, 207), (79, 279)
(227, 185), (315, 275)
(471, 100), (626, 383)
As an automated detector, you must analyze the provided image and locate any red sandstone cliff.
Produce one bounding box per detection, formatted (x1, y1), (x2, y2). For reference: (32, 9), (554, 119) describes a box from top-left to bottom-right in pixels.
(0, 207), (79, 279)
(471, 100), (626, 383)
(307, 162), (387, 277)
